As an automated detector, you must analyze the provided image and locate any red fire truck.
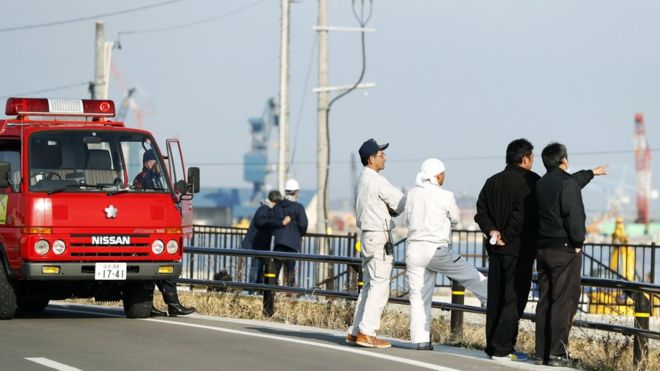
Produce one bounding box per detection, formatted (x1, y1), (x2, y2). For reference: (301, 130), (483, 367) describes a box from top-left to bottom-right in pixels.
(0, 97), (199, 319)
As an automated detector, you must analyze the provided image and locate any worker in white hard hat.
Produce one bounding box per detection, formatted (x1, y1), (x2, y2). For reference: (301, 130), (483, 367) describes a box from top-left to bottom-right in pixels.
(272, 178), (308, 286)
(405, 158), (487, 350)
(347, 138), (404, 349)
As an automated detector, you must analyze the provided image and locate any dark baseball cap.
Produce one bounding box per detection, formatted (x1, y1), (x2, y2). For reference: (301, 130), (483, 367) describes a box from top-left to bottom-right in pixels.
(143, 149), (158, 163)
(358, 139), (389, 158)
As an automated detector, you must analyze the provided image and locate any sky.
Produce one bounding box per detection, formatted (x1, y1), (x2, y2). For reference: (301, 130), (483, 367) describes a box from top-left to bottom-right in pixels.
(2, 0), (660, 220)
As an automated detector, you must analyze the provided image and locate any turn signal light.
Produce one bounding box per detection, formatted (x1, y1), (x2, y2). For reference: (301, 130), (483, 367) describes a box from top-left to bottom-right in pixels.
(41, 266), (60, 274)
(22, 227), (52, 234)
(158, 266), (174, 274)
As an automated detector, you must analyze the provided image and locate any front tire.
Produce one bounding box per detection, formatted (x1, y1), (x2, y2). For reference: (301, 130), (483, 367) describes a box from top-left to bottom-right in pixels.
(123, 281), (155, 318)
(0, 263), (17, 319)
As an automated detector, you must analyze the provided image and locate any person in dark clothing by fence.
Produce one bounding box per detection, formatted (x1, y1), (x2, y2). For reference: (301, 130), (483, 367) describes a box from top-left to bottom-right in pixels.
(272, 179), (308, 286)
(241, 191), (290, 285)
(534, 142), (607, 367)
(475, 138), (538, 362)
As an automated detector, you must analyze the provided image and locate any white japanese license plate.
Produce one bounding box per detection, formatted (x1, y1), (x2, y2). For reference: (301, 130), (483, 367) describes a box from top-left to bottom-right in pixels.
(94, 263), (127, 280)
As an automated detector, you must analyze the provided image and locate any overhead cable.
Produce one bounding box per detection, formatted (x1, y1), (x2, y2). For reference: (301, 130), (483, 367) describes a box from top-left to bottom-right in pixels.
(190, 147), (660, 167)
(0, 81), (90, 99)
(0, 0), (183, 33)
(117, 0), (269, 36)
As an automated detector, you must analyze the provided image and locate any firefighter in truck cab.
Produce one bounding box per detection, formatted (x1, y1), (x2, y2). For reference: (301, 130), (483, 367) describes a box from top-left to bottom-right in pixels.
(0, 97), (199, 320)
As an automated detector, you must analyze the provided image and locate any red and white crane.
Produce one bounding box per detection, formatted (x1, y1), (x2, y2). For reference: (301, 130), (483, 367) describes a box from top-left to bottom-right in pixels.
(634, 113), (652, 225)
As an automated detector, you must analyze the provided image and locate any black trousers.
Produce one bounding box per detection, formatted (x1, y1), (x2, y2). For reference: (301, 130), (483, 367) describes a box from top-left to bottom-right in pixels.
(515, 257), (535, 320)
(485, 254), (535, 356)
(156, 279), (176, 293)
(274, 244), (297, 286)
(485, 254), (519, 356)
(535, 247), (582, 360)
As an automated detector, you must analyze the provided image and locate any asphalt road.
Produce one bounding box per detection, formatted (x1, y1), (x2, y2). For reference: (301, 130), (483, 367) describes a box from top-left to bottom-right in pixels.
(0, 303), (567, 371)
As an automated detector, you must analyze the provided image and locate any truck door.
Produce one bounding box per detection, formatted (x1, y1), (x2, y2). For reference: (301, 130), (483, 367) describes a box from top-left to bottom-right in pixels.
(0, 139), (22, 271)
(165, 139), (193, 236)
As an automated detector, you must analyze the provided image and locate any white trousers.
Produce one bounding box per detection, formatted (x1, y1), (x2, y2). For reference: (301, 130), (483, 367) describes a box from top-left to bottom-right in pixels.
(349, 231), (393, 337)
(406, 242), (488, 343)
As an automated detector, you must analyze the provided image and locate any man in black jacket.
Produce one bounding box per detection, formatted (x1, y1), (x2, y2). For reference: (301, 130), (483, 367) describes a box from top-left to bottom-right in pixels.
(242, 191), (291, 285)
(535, 142), (606, 366)
(475, 138), (538, 362)
(273, 179), (308, 286)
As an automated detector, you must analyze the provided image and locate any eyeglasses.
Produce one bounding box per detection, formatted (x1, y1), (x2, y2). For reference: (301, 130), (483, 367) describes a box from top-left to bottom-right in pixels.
(374, 153), (386, 158)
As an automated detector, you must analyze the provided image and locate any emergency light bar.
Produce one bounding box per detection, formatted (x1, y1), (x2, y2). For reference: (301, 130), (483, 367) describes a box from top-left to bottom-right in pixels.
(5, 97), (115, 117)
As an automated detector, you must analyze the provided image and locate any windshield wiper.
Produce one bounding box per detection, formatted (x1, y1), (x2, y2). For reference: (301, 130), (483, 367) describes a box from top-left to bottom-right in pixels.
(47, 183), (108, 195)
(47, 183), (95, 195)
(107, 188), (131, 196)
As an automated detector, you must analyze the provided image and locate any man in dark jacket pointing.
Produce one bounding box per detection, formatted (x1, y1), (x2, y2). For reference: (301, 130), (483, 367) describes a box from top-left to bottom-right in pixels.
(535, 142), (607, 366)
(273, 179), (308, 286)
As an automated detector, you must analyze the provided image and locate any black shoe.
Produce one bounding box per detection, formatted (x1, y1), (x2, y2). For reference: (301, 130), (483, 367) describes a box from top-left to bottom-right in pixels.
(415, 342), (434, 350)
(168, 303), (196, 317)
(547, 355), (572, 367)
(150, 306), (168, 317)
(529, 355), (545, 365)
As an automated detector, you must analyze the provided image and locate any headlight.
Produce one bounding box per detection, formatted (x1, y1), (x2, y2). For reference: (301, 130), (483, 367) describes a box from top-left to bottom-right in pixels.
(151, 240), (164, 255)
(34, 240), (50, 256)
(52, 240), (66, 255)
(166, 240), (179, 254)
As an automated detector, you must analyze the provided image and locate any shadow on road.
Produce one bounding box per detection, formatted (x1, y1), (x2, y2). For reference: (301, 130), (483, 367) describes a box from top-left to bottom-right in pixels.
(14, 304), (125, 320)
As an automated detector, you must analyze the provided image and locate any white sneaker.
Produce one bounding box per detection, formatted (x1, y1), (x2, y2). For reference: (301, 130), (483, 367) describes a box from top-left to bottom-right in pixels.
(490, 355), (512, 362)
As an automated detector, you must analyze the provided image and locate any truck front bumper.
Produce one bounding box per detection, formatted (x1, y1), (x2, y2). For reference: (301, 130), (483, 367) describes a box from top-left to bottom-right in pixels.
(23, 262), (182, 280)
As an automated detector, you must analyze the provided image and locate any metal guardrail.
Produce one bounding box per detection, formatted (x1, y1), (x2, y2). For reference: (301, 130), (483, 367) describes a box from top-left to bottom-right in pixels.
(186, 225), (660, 366)
(180, 246), (660, 367)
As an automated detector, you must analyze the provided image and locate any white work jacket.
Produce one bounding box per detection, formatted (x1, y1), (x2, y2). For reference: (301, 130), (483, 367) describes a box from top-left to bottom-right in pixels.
(405, 182), (459, 246)
(355, 167), (404, 231)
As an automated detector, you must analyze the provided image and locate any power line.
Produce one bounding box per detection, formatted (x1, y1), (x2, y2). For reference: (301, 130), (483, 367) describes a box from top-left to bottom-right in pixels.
(191, 147), (660, 167)
(289, 32), (318, 168)
(0, 81), (90, 99)
(0, 0), (183, 33)
(117, 0), (269, 36)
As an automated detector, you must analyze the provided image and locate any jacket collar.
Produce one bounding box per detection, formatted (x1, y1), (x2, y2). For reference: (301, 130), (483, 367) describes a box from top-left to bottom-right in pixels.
(505, 164), (529, 173)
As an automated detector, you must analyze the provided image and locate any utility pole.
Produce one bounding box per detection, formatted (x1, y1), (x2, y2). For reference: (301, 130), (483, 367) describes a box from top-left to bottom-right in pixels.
(316, 0), (330, 288)
(314, 2), (375, 235)
(93, 21), (105, 99)
(278, 0), (291, 192)
(317, 0), (329, 235)
(93, 20), (115, 100)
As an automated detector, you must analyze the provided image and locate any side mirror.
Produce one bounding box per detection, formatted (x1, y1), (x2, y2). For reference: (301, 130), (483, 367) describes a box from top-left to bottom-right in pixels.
(0, 162), (9, 188)
(174, 179), (188, 195)
(187, 167), (200, 194)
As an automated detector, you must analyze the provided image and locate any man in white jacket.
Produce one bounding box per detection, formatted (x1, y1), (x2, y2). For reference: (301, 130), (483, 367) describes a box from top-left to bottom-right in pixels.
(347, 138), (405, 349)
(405, 158), (487, 350)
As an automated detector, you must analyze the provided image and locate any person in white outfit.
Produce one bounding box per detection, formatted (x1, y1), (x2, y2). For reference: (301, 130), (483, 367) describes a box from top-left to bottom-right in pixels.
(346, 138), (405, 349)
(405, 158), (488, 350)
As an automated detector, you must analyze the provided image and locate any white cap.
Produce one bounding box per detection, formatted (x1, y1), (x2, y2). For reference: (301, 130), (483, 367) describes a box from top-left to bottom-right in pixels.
(285, 179), (300, 191)
(415, 158), (446, 186)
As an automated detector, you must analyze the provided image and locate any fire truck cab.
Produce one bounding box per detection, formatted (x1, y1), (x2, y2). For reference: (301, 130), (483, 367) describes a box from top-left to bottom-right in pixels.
(0, 98), (199, 319)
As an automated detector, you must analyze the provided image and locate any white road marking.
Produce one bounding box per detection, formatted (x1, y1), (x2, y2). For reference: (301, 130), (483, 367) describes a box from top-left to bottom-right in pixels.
(146, 318), (458, 371)
(25, 357), (82, 371)
(49, 304), (457, 371)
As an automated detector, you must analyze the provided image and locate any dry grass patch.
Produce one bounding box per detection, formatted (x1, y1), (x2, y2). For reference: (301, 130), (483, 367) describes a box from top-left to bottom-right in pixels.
(68, 291), (660, 370)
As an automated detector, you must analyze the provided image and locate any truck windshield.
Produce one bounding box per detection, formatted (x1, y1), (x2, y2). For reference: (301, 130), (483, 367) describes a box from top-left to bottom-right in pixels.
(29, 130), (171, 194)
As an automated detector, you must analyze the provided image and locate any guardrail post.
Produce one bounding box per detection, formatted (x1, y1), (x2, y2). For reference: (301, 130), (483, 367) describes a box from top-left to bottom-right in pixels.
(633, 292), (651, 368)
(357, 264), (364, 293)
(450, 279), (464, 343)
(188, 252), (195, 291)
(263, 258), (277, 317)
